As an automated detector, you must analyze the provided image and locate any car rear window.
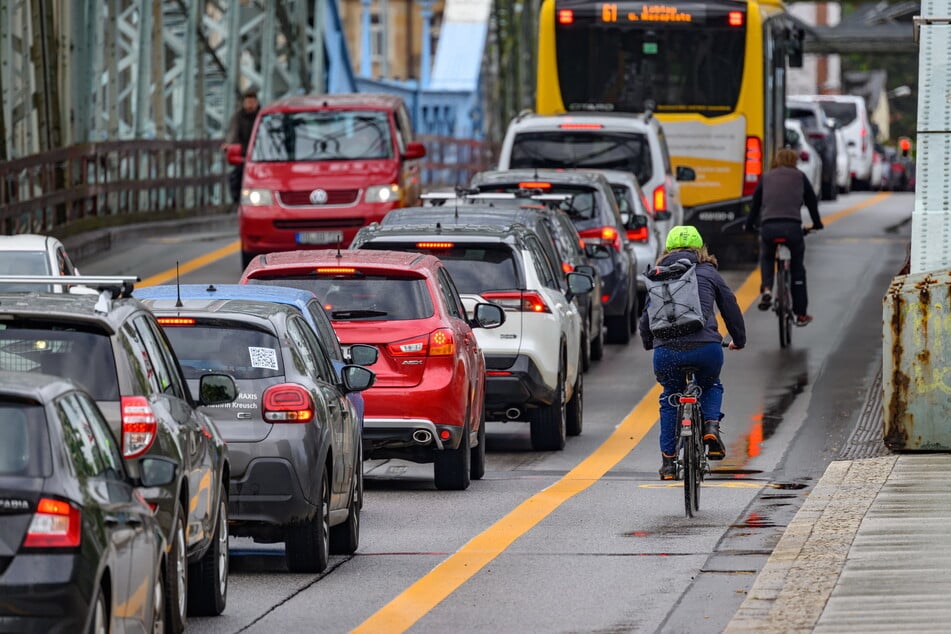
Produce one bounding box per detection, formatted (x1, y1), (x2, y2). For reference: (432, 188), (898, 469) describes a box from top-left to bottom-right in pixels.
(247, 276), (434, 321)
(0, 401), (51, 477)
(0, 324), (119, 401)
(509, 131), (653, 185)
(251, 110), (393, 162)
(476, 184), (600, 222)
(0, 252), (52, 292)
(160, 323), (284, 380)
(786, 107), (820, 130)
(817, 101), (858, 127)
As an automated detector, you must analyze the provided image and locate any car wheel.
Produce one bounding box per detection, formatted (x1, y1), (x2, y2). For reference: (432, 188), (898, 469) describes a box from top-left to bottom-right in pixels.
(187, 486), (228, 616)
(605, 303), (631, 345)
(152, 561), (166, 634)
(580, 321), (591, 372)
(470, 405), (487, 481)
(285, 465), (331, 573)
(566, 370), (583, 437)
(530, 361), (567, 451)
(330, 463), (361, 555)
(434, 420), (471, 490)
(629, 291), (640, 333)
(164, 504), (187, 633)
(88, 585), (108, 634)
(590, 320), (605, 361)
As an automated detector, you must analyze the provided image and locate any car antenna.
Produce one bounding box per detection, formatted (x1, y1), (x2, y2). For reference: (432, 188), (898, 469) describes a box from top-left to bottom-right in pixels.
(175, 261), (183, 308)
(336, 238), (342, 259)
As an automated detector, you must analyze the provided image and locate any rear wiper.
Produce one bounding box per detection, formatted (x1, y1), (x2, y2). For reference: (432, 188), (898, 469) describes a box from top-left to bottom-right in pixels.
(331, 310), (388, 319)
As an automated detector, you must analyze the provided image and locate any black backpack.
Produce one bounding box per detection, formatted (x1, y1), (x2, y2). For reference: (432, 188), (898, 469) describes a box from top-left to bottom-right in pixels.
(644, 258), (705, 339)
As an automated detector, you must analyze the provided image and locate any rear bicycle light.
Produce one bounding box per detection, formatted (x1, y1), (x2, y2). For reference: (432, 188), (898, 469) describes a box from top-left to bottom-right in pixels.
(482, 291), (551, 313)
(579, 226), (622, 251)
(121, 396), (157, 459)
(263, 384), (314, 423)
(23, 498), (81, 548)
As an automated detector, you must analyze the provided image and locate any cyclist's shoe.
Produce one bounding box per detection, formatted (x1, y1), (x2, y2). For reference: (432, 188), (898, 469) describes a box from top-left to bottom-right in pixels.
(703, 421), (726, 460)
(757, 292), (772, 311)
(659, 453), (678, 480)
(795, 314), (814, 327)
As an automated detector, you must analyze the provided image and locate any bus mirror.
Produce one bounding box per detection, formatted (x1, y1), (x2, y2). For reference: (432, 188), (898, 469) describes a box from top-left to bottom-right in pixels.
(786, 27), (804, 68)
(676, 166), (696, 182)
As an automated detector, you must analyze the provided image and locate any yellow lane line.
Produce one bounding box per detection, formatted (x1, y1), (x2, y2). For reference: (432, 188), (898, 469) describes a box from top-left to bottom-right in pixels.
(353, 191), (892, 633)
(138, 240), (240, 288)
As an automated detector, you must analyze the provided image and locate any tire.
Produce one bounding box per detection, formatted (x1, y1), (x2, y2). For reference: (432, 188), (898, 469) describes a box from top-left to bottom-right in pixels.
(682, 408), (698, 518)
(629, 292), (640, 333)
(330, 464), (361, 555)
(530, 361), (567, 451)
(580, 324), (591, 373)
(566, 370), (583, 437)
(285, 465), (331, 573)
(187, 487), (229, 616)
(152, 561), (166, 634)
(777, 268), (792, 349)
(241, 250), (255, 269)
(470, 405), (486, 481)
(590, 320), (605, 361)
(164, 504), (187, 633)
(88, 585), (107, 634)
(605, 302), (632, 345)
(434, 421), (471, 490)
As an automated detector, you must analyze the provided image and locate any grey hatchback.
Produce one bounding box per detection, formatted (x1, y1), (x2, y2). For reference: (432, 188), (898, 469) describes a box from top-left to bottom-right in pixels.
(139, 290), (374, 573)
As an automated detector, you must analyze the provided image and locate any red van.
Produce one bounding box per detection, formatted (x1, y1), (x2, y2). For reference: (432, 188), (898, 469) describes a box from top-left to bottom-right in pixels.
(228, 94), (426, 267)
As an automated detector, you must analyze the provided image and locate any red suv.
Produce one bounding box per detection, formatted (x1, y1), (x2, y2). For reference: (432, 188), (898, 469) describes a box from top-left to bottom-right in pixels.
(240, 250), (505, 491)
(229, 94), (426, 267)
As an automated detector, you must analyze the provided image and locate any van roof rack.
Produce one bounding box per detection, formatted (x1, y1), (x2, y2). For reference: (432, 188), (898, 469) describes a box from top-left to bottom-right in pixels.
(0, 275), (139, 299)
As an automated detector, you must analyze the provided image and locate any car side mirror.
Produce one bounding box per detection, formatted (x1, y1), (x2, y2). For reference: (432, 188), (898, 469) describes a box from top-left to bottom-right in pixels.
(137, 457), (177, 488)
(676, 166), (696, 182)
(225, 143), (245, 166)
(348, 343), (378, 366)
(574, 264), (597, 279)
(629, 214), (649, 229)
(566, 272), (594, 302)
(584, 243), (613, 259)
(198, 373), (238, 405)
(403, 142), (426, 160)
(471, 302), (505, 329)
(341, 365), (375, 393)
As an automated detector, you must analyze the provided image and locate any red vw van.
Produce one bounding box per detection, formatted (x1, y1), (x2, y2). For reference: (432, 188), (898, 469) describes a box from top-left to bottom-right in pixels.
(229, 94), (426, 267)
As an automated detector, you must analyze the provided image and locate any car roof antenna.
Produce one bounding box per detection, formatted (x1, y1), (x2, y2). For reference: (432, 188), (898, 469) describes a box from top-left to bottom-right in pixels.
(175, 261), (183, 308)
(336, 237), (343, 259)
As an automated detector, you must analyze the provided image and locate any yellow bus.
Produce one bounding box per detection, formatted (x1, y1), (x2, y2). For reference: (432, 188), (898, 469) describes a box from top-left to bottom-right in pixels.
(535, 0), (801, 255)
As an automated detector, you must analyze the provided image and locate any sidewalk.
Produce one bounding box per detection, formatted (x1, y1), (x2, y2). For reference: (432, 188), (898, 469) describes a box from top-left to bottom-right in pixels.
(725, 452), (951, 632)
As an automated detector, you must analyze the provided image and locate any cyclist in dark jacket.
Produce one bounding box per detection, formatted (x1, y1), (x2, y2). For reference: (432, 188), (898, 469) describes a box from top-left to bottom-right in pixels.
(639, 226), (746, 480)
(745, 148), (824, 326)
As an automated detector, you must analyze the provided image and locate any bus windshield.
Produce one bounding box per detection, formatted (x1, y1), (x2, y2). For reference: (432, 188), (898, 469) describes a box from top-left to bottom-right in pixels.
(554, 1), (747, 116)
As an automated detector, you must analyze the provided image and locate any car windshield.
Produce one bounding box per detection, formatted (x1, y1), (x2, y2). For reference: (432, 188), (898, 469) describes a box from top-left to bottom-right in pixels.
(0, 401), (52, 477)
(0, 252), (52, 292)
(818, 102), (858, 127)
(247, 276), (434, 321)
(251, 110), (393, 162)
(0, 323), (119, 401)
(509, 131), (653, 185)
(160, 323), (284, 380)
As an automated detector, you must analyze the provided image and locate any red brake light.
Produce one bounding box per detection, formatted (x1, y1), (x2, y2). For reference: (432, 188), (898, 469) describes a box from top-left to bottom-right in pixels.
(557, 123), (604, 130)
(316, 267), (356, 275)
(728, 11), (743, 26)
(121, 396), (157, 459)
(156, 317), (195, 326)
(626, 226), (649, 242)
(799, 150), (810, 162)
(428, 329), (455, 356)
(416, 242), (454, 249)
(517, 182), (552, 190)
(263, 384), (314, 423)
(558, 8), (574, 24)
(652, 185), (667, 213)
(579, 226), (622, 251)
(743, 136), (763, 197)
(482, 291), (551, 313)
(23, 498), (81, 548)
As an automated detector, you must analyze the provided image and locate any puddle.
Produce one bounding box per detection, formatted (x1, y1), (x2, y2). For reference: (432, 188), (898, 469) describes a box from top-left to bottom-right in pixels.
(730, 511), (778, 529)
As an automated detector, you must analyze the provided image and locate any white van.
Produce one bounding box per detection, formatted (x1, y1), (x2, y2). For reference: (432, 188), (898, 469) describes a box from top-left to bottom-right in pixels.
(794, 95), (873, 190)
(495, 112), (692, 228)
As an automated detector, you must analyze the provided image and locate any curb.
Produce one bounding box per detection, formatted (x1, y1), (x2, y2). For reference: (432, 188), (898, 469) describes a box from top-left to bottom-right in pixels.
(64, 214), (237, 266)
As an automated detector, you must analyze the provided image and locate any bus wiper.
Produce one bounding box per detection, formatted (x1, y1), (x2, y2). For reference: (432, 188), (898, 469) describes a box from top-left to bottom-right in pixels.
(331, 309), (389, 319)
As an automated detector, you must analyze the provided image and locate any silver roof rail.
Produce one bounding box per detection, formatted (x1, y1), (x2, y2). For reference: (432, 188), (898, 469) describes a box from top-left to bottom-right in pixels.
(0, 275), (139, 299)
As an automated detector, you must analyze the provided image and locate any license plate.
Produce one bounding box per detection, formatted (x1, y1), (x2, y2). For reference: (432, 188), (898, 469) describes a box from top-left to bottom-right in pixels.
(296, 231), (343, 245)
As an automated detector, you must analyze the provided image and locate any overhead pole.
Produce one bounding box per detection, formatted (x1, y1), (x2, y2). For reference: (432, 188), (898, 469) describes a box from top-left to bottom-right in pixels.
(133, 0), (153, 138)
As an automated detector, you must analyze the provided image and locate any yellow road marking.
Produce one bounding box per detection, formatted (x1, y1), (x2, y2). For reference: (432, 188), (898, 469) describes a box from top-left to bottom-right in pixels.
(138, 240), (240, 288)
(352, 191), (891, 633)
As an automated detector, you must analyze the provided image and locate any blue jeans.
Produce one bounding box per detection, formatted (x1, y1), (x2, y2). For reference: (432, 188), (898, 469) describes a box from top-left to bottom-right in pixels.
(653, 342), (724, 455)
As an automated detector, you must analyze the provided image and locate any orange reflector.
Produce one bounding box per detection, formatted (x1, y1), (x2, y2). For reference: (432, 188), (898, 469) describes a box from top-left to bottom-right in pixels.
(439, 430), (451, 440)
(601, 294), (610, 304)
(316, 267), (356, 274)
(562, 262), (573, 274)
(517, 182), (552, 189)
(558, 8), (574, 24)
(157, 317), (195, 326)
(728, 11), (743, 26)
(416, 242), (454, 249)
(558, 123), (604, 129)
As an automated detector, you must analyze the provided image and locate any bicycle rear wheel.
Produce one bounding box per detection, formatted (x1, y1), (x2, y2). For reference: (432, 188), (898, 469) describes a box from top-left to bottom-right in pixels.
(776, 264), (792, 348)
(682, 406), (697, 518)
(691, 409), (704, 512)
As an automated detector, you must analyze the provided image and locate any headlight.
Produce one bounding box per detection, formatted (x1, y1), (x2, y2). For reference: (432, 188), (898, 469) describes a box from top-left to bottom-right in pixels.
(365, 184), (400, 203)
(241, 189), (273, 206)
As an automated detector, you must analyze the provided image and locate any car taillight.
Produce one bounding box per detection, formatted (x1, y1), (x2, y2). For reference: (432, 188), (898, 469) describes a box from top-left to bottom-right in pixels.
(23, 498), (81, 548)
(799, 150), (810, 162)
(262, 384), (314, 423)
(561, 261), (573, 274)
(121, 396), (157, 459)
(387, 335), (428, 357)
(579, 226), (622, 251)
(482, 291), (551, 313)
(157, 317), (195, 326)
(429, 329), (455, 356)
(861, 127), (868, 152)
(652, 184), (667, 213)
(626, 226), (649, 242)
(743, 136), (763, 197)
(558, 8), (574, 24)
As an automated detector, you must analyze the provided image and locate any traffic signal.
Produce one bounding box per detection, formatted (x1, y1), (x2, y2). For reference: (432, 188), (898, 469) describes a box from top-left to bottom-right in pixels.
(899, 137), (912, 157)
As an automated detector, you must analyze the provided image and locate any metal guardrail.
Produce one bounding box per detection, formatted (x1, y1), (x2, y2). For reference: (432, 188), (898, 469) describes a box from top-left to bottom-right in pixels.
(0, 136), (496, 236)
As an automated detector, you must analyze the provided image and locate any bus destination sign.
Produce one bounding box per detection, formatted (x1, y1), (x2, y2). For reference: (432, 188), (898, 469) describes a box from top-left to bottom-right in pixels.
(598, 3), (705, 24)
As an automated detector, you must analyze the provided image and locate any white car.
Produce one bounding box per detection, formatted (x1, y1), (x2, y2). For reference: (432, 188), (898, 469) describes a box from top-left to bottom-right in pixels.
(784, 120), (822, 195)
(796, 94), (874, 189)
(350, 222), (591, 450)
(0, 234), (81, 292)
(834, 127), (852, 195)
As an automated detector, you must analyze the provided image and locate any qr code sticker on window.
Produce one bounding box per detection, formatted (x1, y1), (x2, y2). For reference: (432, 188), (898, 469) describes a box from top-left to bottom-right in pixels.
(248, 347), (279, 370)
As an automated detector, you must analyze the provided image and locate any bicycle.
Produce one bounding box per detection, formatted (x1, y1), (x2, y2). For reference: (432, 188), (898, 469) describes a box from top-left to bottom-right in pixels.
(770, 227), (812, 349)
(669, 366), (707, 517)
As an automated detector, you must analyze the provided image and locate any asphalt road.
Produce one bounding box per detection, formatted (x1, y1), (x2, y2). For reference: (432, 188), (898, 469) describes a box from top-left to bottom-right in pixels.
(82, 191), (911, 633)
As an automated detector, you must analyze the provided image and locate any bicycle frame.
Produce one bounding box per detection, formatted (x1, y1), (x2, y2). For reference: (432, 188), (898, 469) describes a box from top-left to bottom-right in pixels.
(672, 370), (707, 517)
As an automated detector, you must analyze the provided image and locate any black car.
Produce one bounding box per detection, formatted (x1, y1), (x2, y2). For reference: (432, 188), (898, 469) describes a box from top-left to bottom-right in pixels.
(383, 200), (606, 370)
(138, 290), (375, 573)
(470, 169), (639, 344)
(0, 371), (176, 633)
(0, 278), (237, 632)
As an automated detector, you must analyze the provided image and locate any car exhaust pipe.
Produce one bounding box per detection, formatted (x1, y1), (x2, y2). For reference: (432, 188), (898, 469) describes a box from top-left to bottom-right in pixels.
(505, 408), (521, 420)
(413, 429), (434, 445)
